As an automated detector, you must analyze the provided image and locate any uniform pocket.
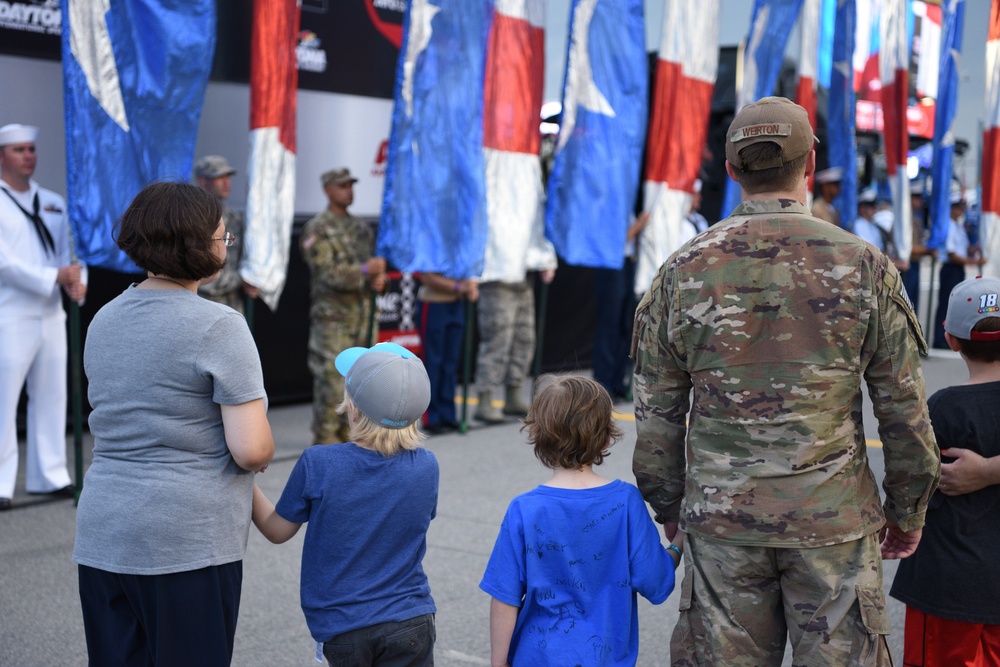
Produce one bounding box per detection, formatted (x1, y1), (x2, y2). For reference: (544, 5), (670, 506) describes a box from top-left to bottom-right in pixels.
(856, 584), (891, 635)
(677, 566), (694, 612)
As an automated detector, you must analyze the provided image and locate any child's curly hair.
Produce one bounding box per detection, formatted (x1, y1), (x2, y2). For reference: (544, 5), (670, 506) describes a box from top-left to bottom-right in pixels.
(521, 374), (623, 469)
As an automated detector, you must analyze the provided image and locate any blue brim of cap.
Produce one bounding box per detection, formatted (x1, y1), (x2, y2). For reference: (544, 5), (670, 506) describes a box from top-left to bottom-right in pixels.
(334, 342), (416, 377)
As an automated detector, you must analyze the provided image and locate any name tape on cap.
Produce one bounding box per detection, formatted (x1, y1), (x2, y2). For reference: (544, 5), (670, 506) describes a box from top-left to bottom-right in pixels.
(730, 123), (792, 143)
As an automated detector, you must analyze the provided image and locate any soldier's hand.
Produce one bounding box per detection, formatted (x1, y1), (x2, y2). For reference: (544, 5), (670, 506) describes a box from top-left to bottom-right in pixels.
(366, 257), (387, 276)
(57, 263), (81, 287)
(879, 523), (922, 559)
(539, 269), (555, 285)
(460, 278), (479, 302)
(371, 274), (387, 292)
(242, 281), (260, 299)
(939, 448), (1000, 496)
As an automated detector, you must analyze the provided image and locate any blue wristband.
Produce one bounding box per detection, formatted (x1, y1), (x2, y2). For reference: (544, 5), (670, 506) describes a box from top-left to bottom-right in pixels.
(667, 544), (682, 563)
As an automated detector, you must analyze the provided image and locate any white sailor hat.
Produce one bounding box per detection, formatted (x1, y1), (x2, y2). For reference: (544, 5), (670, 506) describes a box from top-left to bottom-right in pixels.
(0, 124), (39, 146)
(815, 167), (844, 184)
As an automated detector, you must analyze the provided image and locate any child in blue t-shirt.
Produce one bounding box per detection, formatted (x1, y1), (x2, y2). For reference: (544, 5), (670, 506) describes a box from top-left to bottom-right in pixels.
(480, 375), (681, 667)
(252, 343), (438, 666)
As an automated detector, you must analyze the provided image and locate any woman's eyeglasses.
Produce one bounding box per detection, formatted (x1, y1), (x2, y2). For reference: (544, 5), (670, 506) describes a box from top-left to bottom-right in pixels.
(213, 231), (236, 247)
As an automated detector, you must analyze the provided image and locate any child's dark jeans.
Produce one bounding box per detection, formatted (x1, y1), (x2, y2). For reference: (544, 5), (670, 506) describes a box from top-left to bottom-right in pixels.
(322, 613), (435, 666)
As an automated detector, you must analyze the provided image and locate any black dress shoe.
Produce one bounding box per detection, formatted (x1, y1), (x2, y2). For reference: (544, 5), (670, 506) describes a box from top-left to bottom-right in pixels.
(0, 497), (11, 511)
(29, 485), (76, 499)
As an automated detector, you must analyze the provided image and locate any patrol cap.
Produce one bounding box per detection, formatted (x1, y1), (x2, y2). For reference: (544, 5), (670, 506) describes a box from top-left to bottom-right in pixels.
(321, 167), (358, 187)
(0, 123), (39, 146)
(944, 276), (1000, 341)
(858, 188), (878, 205)
(726, 97), (817, 171)
(335, 342), (430, 429)
(193, 155), (236, 179)
(815, 167), (843, 184)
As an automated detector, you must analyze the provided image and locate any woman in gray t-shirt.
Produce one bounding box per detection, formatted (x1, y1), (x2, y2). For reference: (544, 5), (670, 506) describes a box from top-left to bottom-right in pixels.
(73, 182), (274, 666)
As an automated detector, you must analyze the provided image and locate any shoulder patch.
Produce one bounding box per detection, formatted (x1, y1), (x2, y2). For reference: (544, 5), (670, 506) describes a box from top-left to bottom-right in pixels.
(302, 234), (316, 251)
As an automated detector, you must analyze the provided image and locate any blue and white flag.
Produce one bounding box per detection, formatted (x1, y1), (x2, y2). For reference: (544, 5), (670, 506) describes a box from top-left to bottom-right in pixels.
(928, 0), (966, 251)
(721, 0), (805, 218)
(61, 0), (216, 273)
(377, 0), (492, 279)
(544, 0), (647, 269)
(828, 0), (857, 231)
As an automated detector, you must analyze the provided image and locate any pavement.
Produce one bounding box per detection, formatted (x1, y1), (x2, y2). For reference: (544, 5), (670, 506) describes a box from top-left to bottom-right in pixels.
(0, 351), (969, 667)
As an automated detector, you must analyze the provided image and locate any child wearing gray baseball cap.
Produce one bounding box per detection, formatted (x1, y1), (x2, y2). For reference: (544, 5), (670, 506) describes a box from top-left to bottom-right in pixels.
(251, 342), (438, 666)
(890, 276), (1000, 665)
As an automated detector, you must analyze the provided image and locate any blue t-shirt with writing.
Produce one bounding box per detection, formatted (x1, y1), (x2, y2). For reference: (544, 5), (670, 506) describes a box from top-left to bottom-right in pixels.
(479, 480), (675, 667)
(275, 442), (438, 640)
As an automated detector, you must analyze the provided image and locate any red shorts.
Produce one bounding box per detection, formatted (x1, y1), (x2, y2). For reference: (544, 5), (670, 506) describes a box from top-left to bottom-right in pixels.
(904, 606), (1000, 667)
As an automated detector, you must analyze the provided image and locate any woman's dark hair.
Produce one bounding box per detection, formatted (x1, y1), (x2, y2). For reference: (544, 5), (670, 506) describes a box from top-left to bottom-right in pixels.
(115, 181), (225, 280)
(522, 375), (623, 469)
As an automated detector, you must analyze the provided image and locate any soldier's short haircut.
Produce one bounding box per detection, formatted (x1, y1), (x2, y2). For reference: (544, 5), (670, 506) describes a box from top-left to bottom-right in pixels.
(522, 375), (623, 470)
(337, 394), (424, 456)
(732, 143), (809, 194)
(953, 317), (1000, 363)
(115, 181), (225, 280)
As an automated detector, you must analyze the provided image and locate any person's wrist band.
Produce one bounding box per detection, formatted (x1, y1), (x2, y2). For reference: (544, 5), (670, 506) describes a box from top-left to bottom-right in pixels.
(667, 544), (682, 562)
(453, 281), (460, 293)
(361, 264), (368, 276)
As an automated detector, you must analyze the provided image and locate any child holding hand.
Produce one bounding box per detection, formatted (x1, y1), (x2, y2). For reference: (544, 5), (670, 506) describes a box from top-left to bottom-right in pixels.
(480, 375), (681, 667)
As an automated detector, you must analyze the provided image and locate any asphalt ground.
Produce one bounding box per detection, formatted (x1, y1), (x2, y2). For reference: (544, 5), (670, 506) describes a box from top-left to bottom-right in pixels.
(0, 351), (969, 666)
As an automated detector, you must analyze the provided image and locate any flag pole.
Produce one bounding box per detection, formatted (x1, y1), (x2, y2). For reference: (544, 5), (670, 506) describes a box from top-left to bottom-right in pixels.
(460, 299), (474, 434)
(70, 298), (84, 505)
(532, 276), (550, 389)
(366, 290), (378, 346)
(245, 294), (255, 335)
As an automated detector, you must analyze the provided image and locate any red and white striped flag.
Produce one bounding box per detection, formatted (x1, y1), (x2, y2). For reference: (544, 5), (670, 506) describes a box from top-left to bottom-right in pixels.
(983, 0), (1000, 276)
(880, 0), (912, 262)
(796, 0), (820, 196)
(480, 0), (555, 282)
(242, 0), (300, 310)
(634, 0), (719, 294)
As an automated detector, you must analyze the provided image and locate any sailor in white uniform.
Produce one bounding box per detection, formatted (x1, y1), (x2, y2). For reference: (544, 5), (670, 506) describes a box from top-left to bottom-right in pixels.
(0, 123), (86, 509)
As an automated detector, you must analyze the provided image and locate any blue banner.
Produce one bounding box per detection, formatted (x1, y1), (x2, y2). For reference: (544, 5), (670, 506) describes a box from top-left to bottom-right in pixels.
(828, 0), (857, 231)
(722, 0), (805, 218)
(377, 0), (493, 279)
(544, 0), (647, 269)
(928, 0), (966, 250)
(61, 0), (216, 273)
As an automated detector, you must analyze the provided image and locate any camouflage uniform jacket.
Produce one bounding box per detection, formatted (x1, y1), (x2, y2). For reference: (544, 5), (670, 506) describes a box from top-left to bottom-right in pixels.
(198, 206), (244, 299)
(301, 209), (373, 322)
(632, 198), (939, 547)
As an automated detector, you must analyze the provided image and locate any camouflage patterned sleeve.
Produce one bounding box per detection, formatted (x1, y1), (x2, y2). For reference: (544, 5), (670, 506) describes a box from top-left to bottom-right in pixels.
(301, 224), (366, 293)
(861, 252), (940, 532)
(631, 262), (692, 525)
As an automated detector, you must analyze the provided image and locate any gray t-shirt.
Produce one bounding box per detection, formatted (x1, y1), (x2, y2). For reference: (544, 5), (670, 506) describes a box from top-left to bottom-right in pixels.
(74, 285), (266, 575)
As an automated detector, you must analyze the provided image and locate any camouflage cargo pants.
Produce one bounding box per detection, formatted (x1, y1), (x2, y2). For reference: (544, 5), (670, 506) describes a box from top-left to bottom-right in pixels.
(307, 309), (369, 445)
(671, 532), (892, 667)
(475, 281), (535, 393)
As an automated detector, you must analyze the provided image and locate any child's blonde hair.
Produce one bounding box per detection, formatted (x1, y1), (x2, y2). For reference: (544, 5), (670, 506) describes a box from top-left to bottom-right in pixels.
(521, 374), (623, 469)
(337, 394), (425, 456)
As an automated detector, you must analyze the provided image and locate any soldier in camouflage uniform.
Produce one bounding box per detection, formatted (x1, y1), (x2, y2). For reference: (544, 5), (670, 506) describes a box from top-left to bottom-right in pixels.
(302, 168), (386, 445)
(632, 98), (940, 666)
(194, 155), (259, 314)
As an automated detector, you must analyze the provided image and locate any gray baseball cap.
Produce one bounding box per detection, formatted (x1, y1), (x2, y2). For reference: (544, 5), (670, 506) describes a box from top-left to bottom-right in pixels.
(944, 276), (1000, 341)
(193, 155), (237, 179)
(335, 342), (430, 429)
